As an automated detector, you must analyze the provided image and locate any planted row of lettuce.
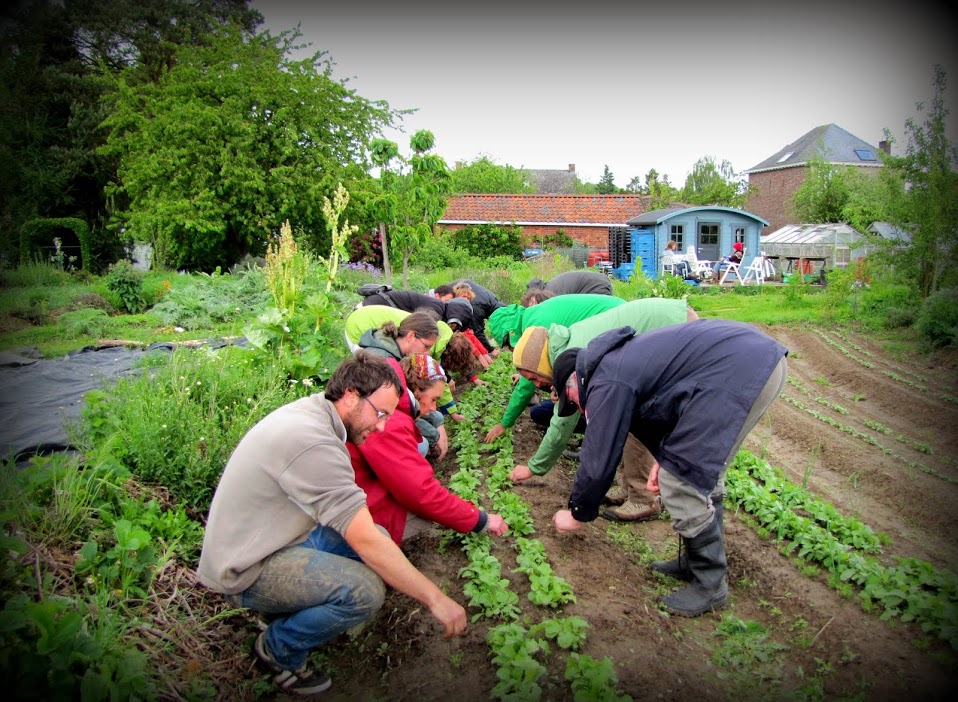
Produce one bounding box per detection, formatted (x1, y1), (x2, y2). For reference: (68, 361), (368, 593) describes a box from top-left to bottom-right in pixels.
(448, 358), (631, 701)
(727, 450), (958, 649)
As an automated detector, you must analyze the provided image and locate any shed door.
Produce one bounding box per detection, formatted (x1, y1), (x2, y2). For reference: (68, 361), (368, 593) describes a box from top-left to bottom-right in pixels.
(697, 223), (720, 260)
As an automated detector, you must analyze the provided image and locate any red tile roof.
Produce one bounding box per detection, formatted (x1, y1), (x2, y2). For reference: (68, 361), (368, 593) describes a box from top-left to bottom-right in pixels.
(440, 194), (652, 226)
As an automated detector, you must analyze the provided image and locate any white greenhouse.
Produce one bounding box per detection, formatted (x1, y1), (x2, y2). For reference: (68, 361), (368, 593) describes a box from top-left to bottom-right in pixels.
(760, 223), (878, 271)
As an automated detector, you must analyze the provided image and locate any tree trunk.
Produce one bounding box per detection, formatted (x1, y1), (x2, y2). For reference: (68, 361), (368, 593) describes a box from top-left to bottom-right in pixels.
(379, 223), (392, 285)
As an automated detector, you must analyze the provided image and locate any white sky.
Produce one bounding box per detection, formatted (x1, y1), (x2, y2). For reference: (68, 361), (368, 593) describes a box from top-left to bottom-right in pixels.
(252, 0), (957, 188)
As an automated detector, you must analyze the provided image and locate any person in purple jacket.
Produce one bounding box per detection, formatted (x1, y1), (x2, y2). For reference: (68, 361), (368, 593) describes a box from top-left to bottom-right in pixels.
(548, 319), (788, 617)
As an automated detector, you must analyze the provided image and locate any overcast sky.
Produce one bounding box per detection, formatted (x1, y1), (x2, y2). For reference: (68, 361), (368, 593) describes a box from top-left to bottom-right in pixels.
(252, 1), (956, 188)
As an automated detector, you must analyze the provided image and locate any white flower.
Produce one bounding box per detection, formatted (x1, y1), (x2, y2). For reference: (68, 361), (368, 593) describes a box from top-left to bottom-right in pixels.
(161, 424), (167, 429)
(302, 378), (314, 387)
(196, 381), (202, 386)
(246, 398), (253, 403)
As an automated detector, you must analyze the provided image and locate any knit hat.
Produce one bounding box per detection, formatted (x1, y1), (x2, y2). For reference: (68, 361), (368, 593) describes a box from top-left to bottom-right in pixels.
(552, 348), (581, 417)
(488, 305), (522, 347)
(408, 353), (446, 382)
(511, 326), (552, 379)
(733, 242), (743, 252)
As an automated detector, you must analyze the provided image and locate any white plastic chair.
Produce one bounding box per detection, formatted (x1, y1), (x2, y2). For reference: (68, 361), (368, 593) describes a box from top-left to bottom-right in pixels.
(661, 251), (677, 277)
(742, 254), (768, 284)
(685, 247), (713, 280)
(719, 248), (746, 285)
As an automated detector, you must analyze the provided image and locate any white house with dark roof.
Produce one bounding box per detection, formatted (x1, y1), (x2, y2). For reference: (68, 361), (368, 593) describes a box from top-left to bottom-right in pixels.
(744, 124), (888, 234)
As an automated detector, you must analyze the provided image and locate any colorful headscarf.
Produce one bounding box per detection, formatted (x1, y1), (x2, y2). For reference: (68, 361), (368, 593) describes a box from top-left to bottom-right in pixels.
(409, 353), (446, 381)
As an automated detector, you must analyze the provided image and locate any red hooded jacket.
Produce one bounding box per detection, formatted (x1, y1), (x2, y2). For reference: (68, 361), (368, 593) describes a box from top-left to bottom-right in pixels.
(347, 358), (483, 543)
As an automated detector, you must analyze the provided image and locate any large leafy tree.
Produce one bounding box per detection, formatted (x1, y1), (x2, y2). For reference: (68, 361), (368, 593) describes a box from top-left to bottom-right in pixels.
(626, 168), (679, 209)
(0, 0), (263, 269)
(790, 148), (853, 224)
(369, 130), (450, 287)
(880, 65), (958, 298)
(681, 156), (749, 208)
(449, 155), (533, 194)
(100, 25), (391, 270)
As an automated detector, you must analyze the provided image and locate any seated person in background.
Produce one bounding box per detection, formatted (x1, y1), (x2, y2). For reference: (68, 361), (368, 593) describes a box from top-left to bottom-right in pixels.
(665, 240), (693, 278)
(713, 242), (744, 277)
(526, 270), (613, 297)
(349, 353), (508, 543)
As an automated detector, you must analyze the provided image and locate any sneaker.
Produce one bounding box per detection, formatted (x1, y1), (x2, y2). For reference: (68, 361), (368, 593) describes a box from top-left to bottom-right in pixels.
(602, 486), (627, 506)
(602, 500), (662, 522)
(255, 632), (332, 695)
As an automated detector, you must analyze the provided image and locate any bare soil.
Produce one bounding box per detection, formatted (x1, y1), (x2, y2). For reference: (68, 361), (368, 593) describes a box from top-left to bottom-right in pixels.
(211, 325), (958, 701)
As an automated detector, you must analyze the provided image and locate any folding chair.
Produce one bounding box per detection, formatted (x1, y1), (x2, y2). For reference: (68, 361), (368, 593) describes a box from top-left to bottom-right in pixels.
(719, 248), (746, 285)
(742, 253), (769, 284)
(685, 246), (713, 280)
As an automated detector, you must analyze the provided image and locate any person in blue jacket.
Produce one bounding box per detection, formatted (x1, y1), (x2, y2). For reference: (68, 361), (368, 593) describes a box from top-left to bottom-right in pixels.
(548, 319), (788, 617)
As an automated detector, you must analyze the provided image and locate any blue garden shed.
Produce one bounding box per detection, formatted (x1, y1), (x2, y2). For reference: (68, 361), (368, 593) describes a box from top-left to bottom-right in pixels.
(624, 206), (768, 279)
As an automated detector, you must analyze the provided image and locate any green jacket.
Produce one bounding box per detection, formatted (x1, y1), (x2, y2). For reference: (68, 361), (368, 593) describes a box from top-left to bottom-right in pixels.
(496, 294), (626, 428)
(526, 298), (690, 475)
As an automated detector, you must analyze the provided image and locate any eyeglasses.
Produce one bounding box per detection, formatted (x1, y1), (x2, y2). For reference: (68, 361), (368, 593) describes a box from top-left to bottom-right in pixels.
(362, 395), (389, 420)
(416, 335), (436, 351)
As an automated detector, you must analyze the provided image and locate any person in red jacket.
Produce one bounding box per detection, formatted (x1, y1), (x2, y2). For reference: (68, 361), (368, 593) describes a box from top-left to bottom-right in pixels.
(348, 354), (509, 543)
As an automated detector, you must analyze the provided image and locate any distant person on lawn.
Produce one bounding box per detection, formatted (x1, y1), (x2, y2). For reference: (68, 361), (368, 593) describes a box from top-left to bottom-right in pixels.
(549, 320), (787, 617)
(198, 352), (466, 695)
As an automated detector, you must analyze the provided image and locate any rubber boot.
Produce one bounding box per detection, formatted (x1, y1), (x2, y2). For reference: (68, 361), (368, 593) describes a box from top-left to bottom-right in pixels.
(661, 518), (729, 617)
(651, 496), (724, 581)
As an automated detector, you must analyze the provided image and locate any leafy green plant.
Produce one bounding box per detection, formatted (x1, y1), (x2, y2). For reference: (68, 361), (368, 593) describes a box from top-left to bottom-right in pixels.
(105, 260), (147, 313)
(58, 308), (111, 339)
(916, 288), (958, 348)
(564, 653), (632, 702)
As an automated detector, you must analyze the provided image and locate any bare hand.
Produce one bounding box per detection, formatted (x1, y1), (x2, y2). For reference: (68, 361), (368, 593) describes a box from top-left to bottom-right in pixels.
(472, 378), (488, 386)
(450, 413), (467, 422)
(490, 349), (501, 358)
(647, 461), (660, 496)
(448, 379), (456, 393)
(511, 374), (520, 386)
(429, 595), (467, 638)
(485, 514), (509, 537)
(553, 509), (582, 533)
(509, 464), (534, 483)
(436, 426), (449, 461)
(484, 424), (506, 443)
(478, 354), (492, 369)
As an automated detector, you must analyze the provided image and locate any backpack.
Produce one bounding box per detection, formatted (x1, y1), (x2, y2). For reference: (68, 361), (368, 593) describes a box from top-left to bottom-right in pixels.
(357, 283), (392, 297)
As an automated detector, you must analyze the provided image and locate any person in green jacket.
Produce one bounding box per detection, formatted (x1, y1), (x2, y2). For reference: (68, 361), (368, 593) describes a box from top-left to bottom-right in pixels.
(508, 299), (698, 521)
(483, 294), (626, 443)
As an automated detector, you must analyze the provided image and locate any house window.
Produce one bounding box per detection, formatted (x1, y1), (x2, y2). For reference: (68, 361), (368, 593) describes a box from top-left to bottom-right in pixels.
(734, 227), (746, 244)
(670, 224), (684, 250)
(699, 224), (718, 246)
(854, 149), (876, 161)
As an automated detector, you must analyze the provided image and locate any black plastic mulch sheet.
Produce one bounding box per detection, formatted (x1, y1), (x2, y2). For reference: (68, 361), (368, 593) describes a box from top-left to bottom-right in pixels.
(0, 345), (166, 462)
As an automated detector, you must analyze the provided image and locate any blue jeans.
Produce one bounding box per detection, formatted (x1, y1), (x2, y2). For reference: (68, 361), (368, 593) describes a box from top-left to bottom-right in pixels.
(530, 400), (586, 433)
(232, 525), (385, 669)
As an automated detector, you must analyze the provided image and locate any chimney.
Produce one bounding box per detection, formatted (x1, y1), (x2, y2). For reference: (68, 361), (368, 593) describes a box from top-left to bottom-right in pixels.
(878, 140), (891, 156)
(568, 164), (576, 172)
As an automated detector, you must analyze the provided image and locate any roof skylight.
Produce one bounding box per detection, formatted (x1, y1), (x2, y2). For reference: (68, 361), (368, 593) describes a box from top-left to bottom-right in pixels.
(777, 151), (794, 163)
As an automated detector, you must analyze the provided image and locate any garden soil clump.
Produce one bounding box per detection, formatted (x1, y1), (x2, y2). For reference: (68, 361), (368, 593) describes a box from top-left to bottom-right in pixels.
(213, 326), (957, 701)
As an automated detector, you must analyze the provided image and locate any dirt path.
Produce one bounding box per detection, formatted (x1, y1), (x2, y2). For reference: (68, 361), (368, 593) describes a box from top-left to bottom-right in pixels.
(248, 326), (957, 701)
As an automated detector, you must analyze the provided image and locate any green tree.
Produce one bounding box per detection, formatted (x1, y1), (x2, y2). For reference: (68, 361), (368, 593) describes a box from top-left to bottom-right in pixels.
(790, 147), (852, 223)
(449, 155), (534, 194)
(597, 165), (617, 194)
(627, 168), (679, 208)
(681, 156), (749, 207)
(369, 130), (451, 287)
(880, 65), (958, 298)
(0, 0), (264, 269)
(100, 25), (391, 270)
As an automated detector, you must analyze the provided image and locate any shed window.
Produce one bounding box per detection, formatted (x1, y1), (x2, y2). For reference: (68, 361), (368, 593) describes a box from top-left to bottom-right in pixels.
(670, 224), (684, 250)
(734, 227), (746, 244)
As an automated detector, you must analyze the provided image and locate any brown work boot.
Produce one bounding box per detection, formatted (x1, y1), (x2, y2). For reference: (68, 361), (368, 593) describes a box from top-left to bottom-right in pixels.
(602, 500), (662, 522)
(602, 486), (627, 506)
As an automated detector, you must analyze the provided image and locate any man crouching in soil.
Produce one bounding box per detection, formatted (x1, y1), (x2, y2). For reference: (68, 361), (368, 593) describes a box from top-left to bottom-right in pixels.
(198, 351), (466, 695)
